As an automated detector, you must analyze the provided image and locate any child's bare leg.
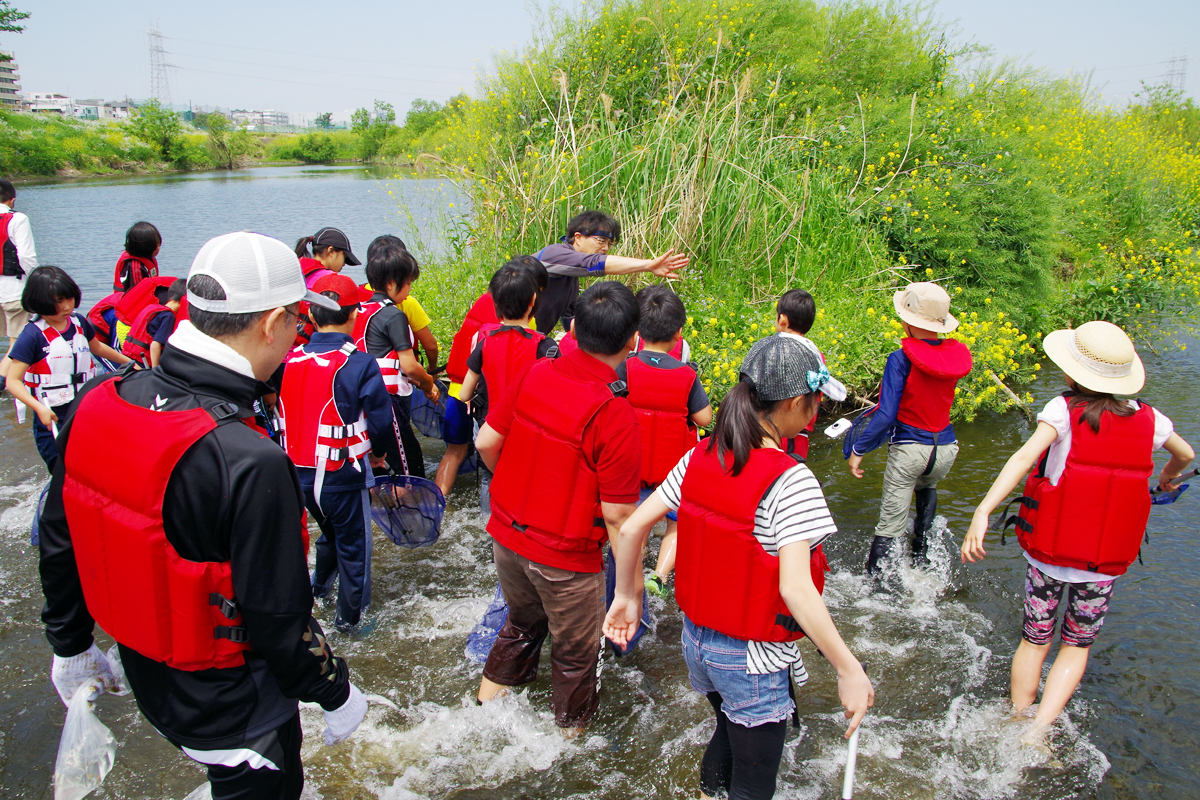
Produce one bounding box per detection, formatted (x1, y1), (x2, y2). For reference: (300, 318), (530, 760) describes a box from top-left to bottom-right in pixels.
(435, 442), (469, 497)
(477, 676), (511, 703)
(655, 521), (678, 578)
(1010, 638), (1052, 713)
(1032, 644), (1089, 726)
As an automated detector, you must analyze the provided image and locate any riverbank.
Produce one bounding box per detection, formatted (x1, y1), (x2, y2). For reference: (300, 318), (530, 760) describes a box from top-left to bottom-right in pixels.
(404, 0), (1200, 419)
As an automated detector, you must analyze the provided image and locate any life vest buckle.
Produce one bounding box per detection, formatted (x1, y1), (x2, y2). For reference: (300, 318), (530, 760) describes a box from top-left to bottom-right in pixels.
(209, 592), (239, 620)
(607, 380), (628, 398)
(210, 401), (240, 421)
(214, 625), (248, 643)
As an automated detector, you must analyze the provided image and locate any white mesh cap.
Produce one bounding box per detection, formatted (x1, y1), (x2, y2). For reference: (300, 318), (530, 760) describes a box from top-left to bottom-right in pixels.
(187, 231), (340, 314)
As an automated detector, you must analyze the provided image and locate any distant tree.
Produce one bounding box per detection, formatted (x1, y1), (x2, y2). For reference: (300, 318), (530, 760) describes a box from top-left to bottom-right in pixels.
(205, 113), (259, 169)
(126, 99), (187, 166)
(351, 100), (397, 161)
(403, 99), (443, 137)
(0, 1), (30, 63)
(315, 112), (333, 129)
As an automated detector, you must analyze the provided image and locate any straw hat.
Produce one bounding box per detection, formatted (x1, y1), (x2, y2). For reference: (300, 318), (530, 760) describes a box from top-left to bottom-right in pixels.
(1042, 321), (1144, 395)
(892, 282), (958, 333)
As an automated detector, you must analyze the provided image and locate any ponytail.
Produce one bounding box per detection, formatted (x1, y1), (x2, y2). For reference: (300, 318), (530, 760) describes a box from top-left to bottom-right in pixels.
(294, 236), (314, 258)
(1066, 387), (1134, 433)
(707, 379), (785, 475)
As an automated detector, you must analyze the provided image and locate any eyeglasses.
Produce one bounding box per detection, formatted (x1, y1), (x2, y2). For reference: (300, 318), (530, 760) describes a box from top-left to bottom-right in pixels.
(589, 234), (613, 246)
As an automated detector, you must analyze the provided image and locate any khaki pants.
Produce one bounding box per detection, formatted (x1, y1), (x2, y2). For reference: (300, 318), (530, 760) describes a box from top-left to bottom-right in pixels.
(482, 540), (605, 728)
(2, 299), (28, 344)
(874, 442), (960, 539)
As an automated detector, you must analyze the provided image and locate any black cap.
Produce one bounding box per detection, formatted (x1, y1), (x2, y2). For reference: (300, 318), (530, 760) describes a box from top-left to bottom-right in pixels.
(312, 227), (361, 266)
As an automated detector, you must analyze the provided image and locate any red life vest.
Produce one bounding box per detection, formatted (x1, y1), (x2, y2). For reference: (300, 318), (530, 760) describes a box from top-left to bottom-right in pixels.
(487, 355), (627, 572)
(122, 304), (173, 365)
(625, 355), (697, 487)
(23, 314), (97, 408)
(635, 335), (690, 363)
(62, 379), (253, 671)
(479, 325), (547, 407)
(87, 292), (123, 345)
(1015, 402), (1155, 576)
(279, 341), (372, 474)
(895, 337), (972, 432)
(446, 293), (499, 385)
(352, 298), (412, 396)
(112, 251), (159, 291)
(114, 276), (175, 327)
(0, 212), (23, 277)
(300, 257), (333, 287)
(675, 444), (828, 642)
(557, 331), (579, 356)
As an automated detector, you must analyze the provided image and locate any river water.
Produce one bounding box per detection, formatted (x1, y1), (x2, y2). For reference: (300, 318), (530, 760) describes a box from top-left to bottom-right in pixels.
(0, 166), (1196, 799)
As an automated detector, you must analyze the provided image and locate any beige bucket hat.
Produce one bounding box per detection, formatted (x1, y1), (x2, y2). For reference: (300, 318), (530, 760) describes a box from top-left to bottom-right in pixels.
(892, 282), (958, 333)
(1042, 320), (1144, 395)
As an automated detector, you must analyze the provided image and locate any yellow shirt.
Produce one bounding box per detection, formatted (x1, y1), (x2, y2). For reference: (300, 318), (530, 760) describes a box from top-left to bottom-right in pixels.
(401, 296), (430, 332)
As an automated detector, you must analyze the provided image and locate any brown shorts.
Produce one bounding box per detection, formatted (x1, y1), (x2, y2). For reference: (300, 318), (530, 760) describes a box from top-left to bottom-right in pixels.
(483, 540), (605, 728)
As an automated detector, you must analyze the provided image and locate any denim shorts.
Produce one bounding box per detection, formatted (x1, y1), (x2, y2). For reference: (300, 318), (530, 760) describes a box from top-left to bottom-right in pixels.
(681, 616), (794, 727)
(443, 395), (474, 445)
(638, 486), (678, 522)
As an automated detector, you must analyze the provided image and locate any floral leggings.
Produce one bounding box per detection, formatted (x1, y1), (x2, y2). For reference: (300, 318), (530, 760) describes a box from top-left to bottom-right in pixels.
(1022, 563), (1116, 648)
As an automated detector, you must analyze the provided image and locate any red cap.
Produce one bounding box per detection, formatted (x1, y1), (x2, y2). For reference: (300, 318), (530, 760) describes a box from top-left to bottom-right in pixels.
(311, 273), (361, 308)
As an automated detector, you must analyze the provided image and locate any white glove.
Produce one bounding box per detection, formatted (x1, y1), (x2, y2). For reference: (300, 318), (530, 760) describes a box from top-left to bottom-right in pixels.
(51, 643), (121, 706)
(323, 683), (367, 746)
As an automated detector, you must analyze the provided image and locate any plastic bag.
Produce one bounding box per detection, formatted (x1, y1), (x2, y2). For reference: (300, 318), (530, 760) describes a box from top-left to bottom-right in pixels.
(53, 646), (129, 800)
(465, 582), (509, 664)
(54, 679), (115, 800)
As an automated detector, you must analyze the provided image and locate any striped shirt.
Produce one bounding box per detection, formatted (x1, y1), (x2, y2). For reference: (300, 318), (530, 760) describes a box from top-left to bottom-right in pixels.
(655, 448), (836, 676)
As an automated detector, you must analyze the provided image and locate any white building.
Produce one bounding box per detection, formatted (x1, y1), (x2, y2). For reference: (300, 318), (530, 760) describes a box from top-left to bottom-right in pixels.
(28, 92), (74, 114)
(0, 52), (21, 108)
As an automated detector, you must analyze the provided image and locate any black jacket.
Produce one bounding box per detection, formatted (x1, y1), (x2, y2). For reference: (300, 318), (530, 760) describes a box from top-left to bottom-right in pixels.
(39, 343), (351, 749)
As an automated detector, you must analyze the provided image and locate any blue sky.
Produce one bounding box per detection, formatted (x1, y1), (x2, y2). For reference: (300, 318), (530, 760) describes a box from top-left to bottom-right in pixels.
(6, 0), (1197, 117)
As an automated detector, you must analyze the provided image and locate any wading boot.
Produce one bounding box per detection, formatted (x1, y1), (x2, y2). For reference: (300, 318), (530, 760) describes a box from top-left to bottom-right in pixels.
(911, 487), (937, 568)
(865, 535), (896, 577)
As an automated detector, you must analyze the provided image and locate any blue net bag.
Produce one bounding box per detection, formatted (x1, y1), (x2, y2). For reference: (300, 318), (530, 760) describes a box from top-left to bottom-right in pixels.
(465, 582), (508, 664)
(369, 474), (445, 548)
(30, 480), (50, 546)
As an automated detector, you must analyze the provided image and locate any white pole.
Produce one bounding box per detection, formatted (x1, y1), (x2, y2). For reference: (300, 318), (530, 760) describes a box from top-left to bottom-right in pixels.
(841, 725), (861, 799)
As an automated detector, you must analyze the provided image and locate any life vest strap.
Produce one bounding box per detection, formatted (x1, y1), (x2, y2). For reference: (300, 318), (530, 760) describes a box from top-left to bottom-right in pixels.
(318, 418), (368, 438)
(209, 592), (239, 620)
(214, 626), (248, 643)
(315, 440), (372, 461)
(774, 614), (803, 633)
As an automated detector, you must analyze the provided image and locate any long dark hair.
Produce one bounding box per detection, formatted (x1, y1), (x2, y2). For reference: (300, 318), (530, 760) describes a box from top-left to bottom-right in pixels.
(708, 379), (806, 475)
(1066, 384), (1134, 433)
(294, 236), (316, 258)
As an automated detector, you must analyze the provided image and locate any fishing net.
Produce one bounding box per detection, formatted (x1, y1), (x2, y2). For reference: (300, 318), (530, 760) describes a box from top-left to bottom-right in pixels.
(369, 474), (445, 548)
(604, 549), (653, 656)
(30, 480), (50, 546)
(410, 380), (448, 439)
(410, 381), (479, 475)
(1152, 482), (1190, 505)
(465, 582), (508, 664)
(842, 404), (880, 460)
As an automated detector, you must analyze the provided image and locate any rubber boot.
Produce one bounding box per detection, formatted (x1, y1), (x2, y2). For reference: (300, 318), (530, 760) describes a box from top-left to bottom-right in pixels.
(911, 487), (937, 568)
(865, 535), (896, 577)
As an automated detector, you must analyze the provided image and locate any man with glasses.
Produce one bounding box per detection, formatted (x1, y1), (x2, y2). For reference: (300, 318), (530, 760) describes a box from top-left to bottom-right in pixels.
(38, 232), (367, 800)
(533, 209), (689, 336)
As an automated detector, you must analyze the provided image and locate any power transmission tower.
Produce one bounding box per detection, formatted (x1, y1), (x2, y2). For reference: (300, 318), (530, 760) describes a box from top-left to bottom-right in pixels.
(1163, 55), (1188, 94)
(148, 21), (173, 106)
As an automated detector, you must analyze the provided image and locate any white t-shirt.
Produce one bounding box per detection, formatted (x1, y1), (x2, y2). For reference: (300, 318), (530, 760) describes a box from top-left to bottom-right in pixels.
(1026, 395), (1174, 582)
(0, 209), (38, 304)
(656, 448), (836, 675)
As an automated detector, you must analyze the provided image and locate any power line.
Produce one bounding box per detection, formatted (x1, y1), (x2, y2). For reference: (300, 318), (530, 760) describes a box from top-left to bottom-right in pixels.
(168, 50), (473, 88)
(164, 34), (473, 72)
(172, 64), (470, 99)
